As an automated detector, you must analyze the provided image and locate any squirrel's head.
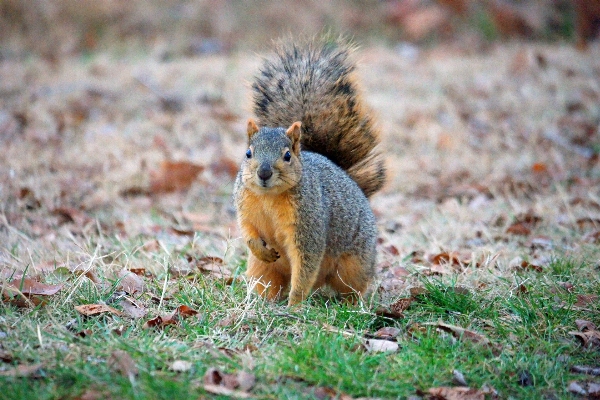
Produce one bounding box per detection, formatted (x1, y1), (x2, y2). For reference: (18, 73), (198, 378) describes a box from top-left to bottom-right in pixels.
(241, 119), (302, 195)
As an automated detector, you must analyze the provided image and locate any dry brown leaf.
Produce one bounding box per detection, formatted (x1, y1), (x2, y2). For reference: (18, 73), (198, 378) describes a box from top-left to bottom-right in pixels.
(431, 252), (462, 267)
(569, 319), (600, 349)
(584, 230), (600, 243)
(128, 268), (147, 276)
(116, 268), (145, 295)
(175, 304), (199, 318)
(575, 217), (600, 230)
(52, 207), (91, 226)
(373, 327), (401, 340)
(313, 386), (354, 400)
(7, 278), (62, 296)
(0, 363), (43, 378)
(209, 157), (239, 178)
(574, 0), (600, 49)
(0, 349), (14, 363)
(515, 260), (543, 273)
(506, 222), (531, 236)
(75, 329), (93, 338)
(574, 294), (599, 307)
(487, 1), (533, 37)
(74, 389), (106, 400)
(202, 368), (255, 398)
(427, 386), (485, 400)
(142, 304), (199, 329)
(402, 6), (449, 41)
(108, 350), (138, 379)
(384, 244), (400, 256)
(390, 266), (410, 278)
(150, 160), (204, 193)
(202, 384), (252, 399)
(119, 298), (147, 319)
(426, 322), (494, 349)
(196, 256), (231, 279)
(576, 319), (597, 331)
(75, 304), (123, 317)
(410, 287), (428, 297)
(390, 297), (414, 314)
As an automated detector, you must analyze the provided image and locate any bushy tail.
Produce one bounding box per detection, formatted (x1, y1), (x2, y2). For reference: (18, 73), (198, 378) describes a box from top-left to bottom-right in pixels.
(251, 39), (386, 197)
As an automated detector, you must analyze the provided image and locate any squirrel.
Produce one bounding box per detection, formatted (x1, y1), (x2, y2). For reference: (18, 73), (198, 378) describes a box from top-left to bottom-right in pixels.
(233, 39), (386, 306)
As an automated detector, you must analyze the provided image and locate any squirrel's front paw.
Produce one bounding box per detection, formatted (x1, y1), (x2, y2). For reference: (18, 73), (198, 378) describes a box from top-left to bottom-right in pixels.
(247, 238), (280, 263)
(257, 246), (279, 263)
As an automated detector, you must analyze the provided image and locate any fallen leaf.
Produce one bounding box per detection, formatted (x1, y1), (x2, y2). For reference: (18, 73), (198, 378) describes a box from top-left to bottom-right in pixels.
(170, 360), (193, 372)
(431, 252), (461, 267)
(142, 305), (199, 329)
(0, 363), (43, 378)
(0, 349), (14, 363)
(202, 384), (252, 399)
(196, 256), (231, 279)
(128, 268), (146, 276)
(384, 244), (400, 256)
(390, 266), (410, 278)
(575, 217), (600, 230)
(75, 304), (123, 317)
(409, 287), (428, 297)
(209, 157), (239, 178)
(150, 160), (204, 193)
(312, 386), (354, 400)
(402, 6), (449, 41)
(364, 339), (399, 353)
(584, 230), (600, 243)
(571, 365), (600, 376)
(7, 278), (62, 296)
(427, 386), (485, 400)
(52, 207), (91, 226)
(576, 319), (597, 331)
(116, 269), (145, 295)
(515, 260), (543, 273)
(575, 294), (599, 307)
(426, 322), (494, 349)
(74, 389), (106, 400)
(569, 320), (600, 349)
(119, 298), (147, 319)
(453, 369), (468, 386)
(75, 329), (93, 338)
(506, 222), (531, 236)
(487, 1), (534, 37)
(202, 368), (255, 398)
(373, 327), (401, 340)
(108, 350), (138, 379)
(567, 381), (600, 397)
(390, 297), (414, 314)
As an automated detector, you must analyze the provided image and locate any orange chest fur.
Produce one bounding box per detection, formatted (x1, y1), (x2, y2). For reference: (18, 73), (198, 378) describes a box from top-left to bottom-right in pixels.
(239, 189), (297, 249)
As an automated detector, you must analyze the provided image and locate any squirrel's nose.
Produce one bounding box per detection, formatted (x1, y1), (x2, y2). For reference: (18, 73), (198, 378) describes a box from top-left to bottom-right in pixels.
(257, 165), (273, 181)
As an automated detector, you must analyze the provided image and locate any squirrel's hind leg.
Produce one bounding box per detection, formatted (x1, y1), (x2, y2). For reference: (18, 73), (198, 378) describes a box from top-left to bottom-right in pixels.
(327, 254), (371, 303)
(246, 255), (289, 301)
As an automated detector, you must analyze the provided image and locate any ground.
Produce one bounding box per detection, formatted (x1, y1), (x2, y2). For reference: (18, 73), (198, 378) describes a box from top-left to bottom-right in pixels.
(0, 40), (599, 399)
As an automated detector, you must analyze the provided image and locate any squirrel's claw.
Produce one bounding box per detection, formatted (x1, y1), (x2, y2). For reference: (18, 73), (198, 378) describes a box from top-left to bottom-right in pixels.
(247, 238), (280, 263)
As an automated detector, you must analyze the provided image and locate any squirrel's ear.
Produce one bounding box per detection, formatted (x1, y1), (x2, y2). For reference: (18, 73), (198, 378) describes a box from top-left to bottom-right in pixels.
(286, 121), (302, 154)
(247, 119), (259, 140)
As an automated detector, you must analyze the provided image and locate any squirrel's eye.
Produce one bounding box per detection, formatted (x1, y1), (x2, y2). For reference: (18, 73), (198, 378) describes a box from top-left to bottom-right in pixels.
(246, 149), (252, 159)
(283, 151), (291, 162)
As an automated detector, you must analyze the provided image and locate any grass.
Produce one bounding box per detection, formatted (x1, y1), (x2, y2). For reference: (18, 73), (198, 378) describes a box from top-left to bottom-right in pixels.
(1, 254), (598, 399)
